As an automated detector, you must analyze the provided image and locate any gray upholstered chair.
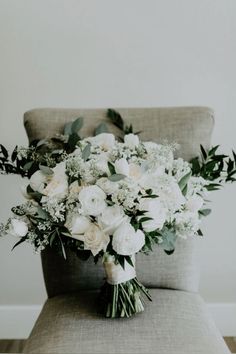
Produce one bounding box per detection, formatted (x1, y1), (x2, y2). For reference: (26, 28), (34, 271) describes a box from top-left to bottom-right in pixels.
(23, 107), (229, 354)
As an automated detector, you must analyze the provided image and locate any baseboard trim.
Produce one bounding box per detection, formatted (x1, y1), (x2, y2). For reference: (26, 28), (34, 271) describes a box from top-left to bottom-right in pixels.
(0, 303), (235, 339)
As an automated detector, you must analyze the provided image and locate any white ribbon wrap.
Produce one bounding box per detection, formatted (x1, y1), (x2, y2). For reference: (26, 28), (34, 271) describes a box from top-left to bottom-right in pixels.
(104, 255), (136, 285)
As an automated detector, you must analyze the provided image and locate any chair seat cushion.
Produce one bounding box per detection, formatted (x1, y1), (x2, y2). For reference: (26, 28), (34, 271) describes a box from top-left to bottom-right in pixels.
(24, 289), (229, 354)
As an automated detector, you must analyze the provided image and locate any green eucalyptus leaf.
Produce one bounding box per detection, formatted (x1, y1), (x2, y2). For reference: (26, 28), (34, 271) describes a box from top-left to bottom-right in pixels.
(23, 161), (34, 171)
(95, 122), (108, 135)
(71, 117), (84, 134)
(108, 174), (126, 182)
(64, 121), (73, 135)
(82, 144), (91, 161)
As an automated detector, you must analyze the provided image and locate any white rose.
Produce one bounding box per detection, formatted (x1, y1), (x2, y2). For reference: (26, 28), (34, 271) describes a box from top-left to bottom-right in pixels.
(29, 171), (47, 193)
(10, 219), (28, 237)
(112, 222), (145, 255)
(186, 195), (204, 213)
(138, 198), (167, 232)
(114, 158), (129, 176)
(79, 185), (107, 216)
(87, 133), (115, 151)
(44, 162), (68, 199)
(65, 214), (91, 241)
(94, 152), (110, 174)
(96, 177), (119, 195)
(129, 163), (144, 181)
(124, 134), (139, 149)
(83, 224), (110, 256)
(98, 205), (127, 234)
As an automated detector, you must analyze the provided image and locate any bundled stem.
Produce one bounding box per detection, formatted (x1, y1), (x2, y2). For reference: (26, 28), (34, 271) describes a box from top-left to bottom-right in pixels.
(99, 278), (152, 318)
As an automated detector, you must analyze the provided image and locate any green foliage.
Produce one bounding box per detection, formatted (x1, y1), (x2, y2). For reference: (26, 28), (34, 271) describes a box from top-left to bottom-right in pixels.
(190, 145), (236, 190)
(82, 144), (91, 161)
(108, 174), (126, 182)
(95, 122), (109, 135)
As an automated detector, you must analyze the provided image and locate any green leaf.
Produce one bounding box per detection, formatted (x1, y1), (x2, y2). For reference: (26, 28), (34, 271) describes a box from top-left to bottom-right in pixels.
(124, 256), (134, 267)
(160, 228), (177, 252)
(199, 209), (211, 217)
(11, 146), (18, 162)
(108, 161), (115, 175)
(139, 217), (153, 223)
(190, 157), (201, 175)
(11, 236), (27, 251)
(0, 144), (8, 159)
(64, 121), (73, 135)
(39, 165), (54, 175)
(71, 117), (84, 134)
(209, 145), (219, 156)
(23, 161), (34, 171)
(117, 255), (125, 269)
(68, 133), (80, 149)
(95, 122), (108, 135)
(108, 174), (126, 182)
(82, 144), (91, 161)
(107, 109), (124, 131)
(178, 171), (192, 192)
(58, 235), (66, 259)
(49, 231), (57, 247)
(200, 145), (207, 160)
(197, 229), (203, 236)
(37, 207), (49, 219)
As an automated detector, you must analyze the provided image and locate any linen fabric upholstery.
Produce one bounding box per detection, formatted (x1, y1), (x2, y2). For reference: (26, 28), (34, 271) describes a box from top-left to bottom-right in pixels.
(23, 289), (229, 354)
(24, 107), (214, 296)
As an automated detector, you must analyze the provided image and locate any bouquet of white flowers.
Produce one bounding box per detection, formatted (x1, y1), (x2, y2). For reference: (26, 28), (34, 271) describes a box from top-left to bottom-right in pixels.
(1, 110), (235, 318)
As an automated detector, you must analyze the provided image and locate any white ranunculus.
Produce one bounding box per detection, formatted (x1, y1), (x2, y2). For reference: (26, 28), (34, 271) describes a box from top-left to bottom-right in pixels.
(79, 185), (107, 216)
(83, 224), (110, 256)
(87, 133), (115, 151)
(44, 162), (68, 199)
(124, 134), (139, 149)
(96, 177), (119, 195)
(112, 222), (145, 255)
(29, 171), (47, 193)
(98, 205), (127, 234)
(138, 198), (167, 232)
(143, 141), (159, 153)
(114, 158), (129, 176)
(186, 195), (204, 213)
(10, 219), (28, 237)
(128, 163), (144, 181)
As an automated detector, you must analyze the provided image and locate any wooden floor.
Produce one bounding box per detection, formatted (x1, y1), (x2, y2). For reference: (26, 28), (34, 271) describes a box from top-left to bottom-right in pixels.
(0, 338), (235, 353)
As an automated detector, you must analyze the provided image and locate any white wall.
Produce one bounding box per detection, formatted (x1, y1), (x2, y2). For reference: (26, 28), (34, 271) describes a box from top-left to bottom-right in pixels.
(0, 0), (235, 334)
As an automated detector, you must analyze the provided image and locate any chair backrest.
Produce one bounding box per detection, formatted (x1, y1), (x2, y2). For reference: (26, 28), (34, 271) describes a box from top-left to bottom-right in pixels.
(24, 107), (214, 297)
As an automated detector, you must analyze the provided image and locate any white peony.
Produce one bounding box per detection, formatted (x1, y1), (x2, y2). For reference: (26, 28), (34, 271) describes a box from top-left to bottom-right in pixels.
(114, 158), (129, 176)
(83, 224), (110, 256)
(124, 134), (139, 149)
(112, 222), (145, 255)
(96, 177), (119, 195)
(29, 171), (47, 193)
(44, 162), (68, 199)
(138, 198), (167, 232)
(98, 205), (127, 234)
(87, 133), (115, 151)
(10, 219), (28, 237)
(79, 185), (107, 216)
(186, 195), (204, 213)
